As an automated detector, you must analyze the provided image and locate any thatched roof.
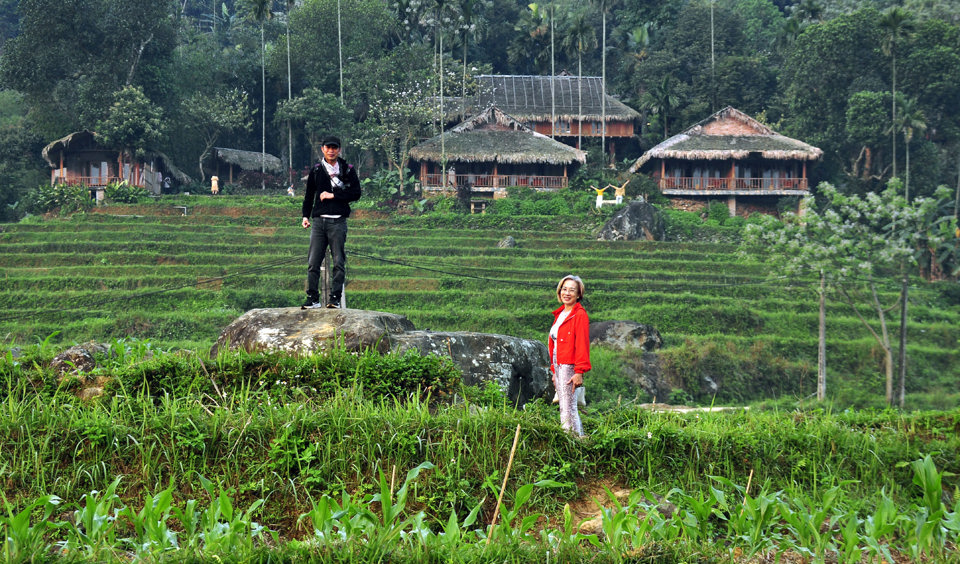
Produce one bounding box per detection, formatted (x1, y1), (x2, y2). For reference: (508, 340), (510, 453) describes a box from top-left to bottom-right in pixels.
(213, 147), (284, 175)
(148, 151), (194, 185)
(409, 106), (587, 165)
(473, 74), (640, 122)
(41, 131), (99, 166)
(630, 107), (823, 171)
(42, 130), (193, 184)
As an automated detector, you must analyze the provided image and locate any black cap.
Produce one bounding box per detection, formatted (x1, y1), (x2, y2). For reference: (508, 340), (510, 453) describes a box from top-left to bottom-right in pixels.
(321, 136), (341, 148)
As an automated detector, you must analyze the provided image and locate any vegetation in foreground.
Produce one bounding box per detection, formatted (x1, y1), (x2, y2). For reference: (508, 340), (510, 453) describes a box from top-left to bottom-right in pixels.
(1, 341), (959, 562)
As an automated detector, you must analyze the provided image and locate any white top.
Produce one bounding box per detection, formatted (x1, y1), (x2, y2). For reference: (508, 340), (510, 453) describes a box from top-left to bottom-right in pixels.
(550, 308), (572, 339)
(320, 159), (342, 219)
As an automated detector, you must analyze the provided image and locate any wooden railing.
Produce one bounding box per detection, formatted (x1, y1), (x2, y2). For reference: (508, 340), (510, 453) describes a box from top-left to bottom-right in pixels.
(421, 174), (568, 190)
(54, 176), (144, 188)
(660, 177), (808, 191)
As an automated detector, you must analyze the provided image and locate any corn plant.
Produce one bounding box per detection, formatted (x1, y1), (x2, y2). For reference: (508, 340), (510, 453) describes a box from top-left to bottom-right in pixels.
(58, 477), (123, 560)
(862, 493), (901, 563)
(0, 493), (62, 563)
(120, 486), (179, 559)
(710, 476), (783, 558)
(188, 474), (276, 556)
(776, 484), (847, 559)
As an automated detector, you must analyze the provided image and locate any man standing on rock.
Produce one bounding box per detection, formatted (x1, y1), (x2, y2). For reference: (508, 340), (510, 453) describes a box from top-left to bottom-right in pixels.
(301, 136), (361, 309)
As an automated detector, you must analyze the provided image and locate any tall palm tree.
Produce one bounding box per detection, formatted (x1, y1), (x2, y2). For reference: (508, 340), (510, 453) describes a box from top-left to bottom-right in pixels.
(592, 0), (620, 162)
(285, 0), (295, 185)
(241, 0), (271, 189)
(562, 12), (596, 149)
(890, 95), (927, 201)
(880, 7), (915, 182)
(431, 0), (455, 184)
(456, 0), (486, 121)
(640, 74), (679, 139)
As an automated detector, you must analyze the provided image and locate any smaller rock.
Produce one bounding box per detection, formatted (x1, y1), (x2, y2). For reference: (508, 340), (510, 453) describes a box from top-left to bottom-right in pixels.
(589, 321), (662, 351)
(50, 342), (110, 375)
(597, 201), (665, 241)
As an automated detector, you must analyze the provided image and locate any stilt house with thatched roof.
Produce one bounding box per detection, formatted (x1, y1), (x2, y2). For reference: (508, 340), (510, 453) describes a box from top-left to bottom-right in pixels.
(409, 106), (587, 195)
(471, 74), (640, 159)
(42, 130), (192, 197)
(629, 107), (823, 215)
(210, 147), (284, 183)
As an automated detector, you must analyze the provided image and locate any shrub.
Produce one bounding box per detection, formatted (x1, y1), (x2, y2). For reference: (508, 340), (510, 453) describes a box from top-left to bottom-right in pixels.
(104, 181), (150, 203)
(23, 182), (93, 215)
(707, 200), (730, 224)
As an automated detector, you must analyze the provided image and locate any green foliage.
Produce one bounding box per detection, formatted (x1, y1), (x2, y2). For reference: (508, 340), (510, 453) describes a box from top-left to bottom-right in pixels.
(95, 86), (164, 159)
(22, 182), (93, 215)
(707, 200), (731, 224)
(104, 181), (150, 204)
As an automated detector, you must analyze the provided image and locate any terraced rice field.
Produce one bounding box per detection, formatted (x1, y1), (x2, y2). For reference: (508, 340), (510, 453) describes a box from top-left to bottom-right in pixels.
(2, 200), (958, 405)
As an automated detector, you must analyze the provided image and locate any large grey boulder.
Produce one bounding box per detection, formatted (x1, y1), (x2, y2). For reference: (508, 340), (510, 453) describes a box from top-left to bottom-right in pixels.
(209, 308), (415, 356)
(391, 331), (550, 406)
(589, 321), (663, 352)
(597, 200), (665, 241)
(211, 308), (551, 406)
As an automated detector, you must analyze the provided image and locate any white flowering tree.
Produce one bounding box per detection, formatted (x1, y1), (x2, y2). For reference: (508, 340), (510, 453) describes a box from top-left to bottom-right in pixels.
(362, 79), (438, 194)
(742, 181), (957, 405)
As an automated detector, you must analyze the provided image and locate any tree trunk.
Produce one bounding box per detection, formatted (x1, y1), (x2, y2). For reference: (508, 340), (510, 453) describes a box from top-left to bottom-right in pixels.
(577, 55), (582, 149)
(261, 24), (266, 190)
(898, 273), (908, 408)
(817, 270), (826, 401)
(905, 139), (910, 201)
(891, 53), (897, 180)
(601, 11), (606, 161)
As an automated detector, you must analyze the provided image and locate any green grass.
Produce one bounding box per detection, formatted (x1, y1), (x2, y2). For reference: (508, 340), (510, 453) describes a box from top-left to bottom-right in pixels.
(0, 346), (958, 561)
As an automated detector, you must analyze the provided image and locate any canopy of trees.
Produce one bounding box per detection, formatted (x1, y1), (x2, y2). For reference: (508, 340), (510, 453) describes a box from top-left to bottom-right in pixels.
(0, 0), (959, 205)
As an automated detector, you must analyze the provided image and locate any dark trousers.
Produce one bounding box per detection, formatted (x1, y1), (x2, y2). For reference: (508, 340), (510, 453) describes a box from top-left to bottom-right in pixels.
(306, 217), (347, 302)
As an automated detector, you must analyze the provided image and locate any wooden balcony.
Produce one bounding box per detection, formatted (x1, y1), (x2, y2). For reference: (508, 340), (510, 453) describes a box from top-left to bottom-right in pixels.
(53, 175), (144, 188)
(421, 173), (569, 191)
(660, 177), (808, 195)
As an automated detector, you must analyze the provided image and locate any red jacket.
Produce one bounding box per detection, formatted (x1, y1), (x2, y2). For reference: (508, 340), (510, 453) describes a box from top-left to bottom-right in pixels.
(548, 302), (591, 374)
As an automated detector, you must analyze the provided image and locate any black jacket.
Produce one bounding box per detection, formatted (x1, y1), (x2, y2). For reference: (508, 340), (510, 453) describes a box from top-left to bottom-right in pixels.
(301, 157), (362, 218)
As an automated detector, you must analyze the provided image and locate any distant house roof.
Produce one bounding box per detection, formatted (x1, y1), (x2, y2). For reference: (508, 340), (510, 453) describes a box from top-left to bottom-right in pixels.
(409, 106), (587, 165)
(473, 74), (640, 123)
(42, 130), (193, 184)
(630, 107), (823, 171)
(213, 147), (284, 175)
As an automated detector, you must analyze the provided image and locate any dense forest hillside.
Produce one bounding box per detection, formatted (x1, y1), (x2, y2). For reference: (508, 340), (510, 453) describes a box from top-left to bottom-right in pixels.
(1, 0), (960, 220)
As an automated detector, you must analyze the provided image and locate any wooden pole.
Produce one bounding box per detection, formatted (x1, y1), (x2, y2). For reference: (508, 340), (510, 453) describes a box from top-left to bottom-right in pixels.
(487, 423), (522, 544)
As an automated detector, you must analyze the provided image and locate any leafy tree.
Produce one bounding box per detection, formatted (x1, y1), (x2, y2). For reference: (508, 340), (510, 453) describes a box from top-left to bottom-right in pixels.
(181, 89), (253, 182)
(274, 89), (353, 162)
(507, 2), (551, 74)
(742, 181), (957, 405)
(0, 91), (47, 221)
(782, 7), (885, 183)
(640, 74), (679, 138)
(362, 78), (437, 194)
(844, 90), (891, 185)
(0, 0), (177, 139)
(95, 86), (164, 165)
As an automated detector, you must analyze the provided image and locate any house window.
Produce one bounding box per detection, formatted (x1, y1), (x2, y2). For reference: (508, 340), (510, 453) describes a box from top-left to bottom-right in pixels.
(557, 120), (571, 134)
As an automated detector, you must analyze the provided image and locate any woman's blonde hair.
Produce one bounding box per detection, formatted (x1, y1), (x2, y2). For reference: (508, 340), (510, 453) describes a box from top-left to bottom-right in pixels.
(556, 275), (585, 303)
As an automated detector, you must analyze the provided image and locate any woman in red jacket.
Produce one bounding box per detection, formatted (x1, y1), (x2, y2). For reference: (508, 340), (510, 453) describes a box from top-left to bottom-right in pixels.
(548, 275), (591, 437)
